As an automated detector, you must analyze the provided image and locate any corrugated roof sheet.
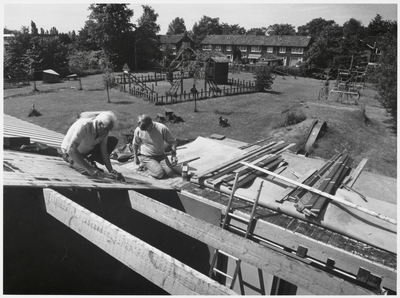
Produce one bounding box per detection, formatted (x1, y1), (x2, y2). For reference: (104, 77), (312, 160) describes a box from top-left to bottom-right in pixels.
(200, 35), (311, 47)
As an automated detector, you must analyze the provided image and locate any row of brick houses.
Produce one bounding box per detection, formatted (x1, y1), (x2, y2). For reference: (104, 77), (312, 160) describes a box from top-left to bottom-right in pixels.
(159, 34), (312, 67)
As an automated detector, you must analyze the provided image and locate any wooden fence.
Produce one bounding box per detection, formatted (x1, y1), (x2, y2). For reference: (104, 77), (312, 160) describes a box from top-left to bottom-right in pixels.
(127, 79), (257, 105)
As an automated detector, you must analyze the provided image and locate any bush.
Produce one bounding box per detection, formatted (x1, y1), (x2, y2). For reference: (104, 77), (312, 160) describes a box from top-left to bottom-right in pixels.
(253, 66), (274, 91)
(276, 106), (307, 127)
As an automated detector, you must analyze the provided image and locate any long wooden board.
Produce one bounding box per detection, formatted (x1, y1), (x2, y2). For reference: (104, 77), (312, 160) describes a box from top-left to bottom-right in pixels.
(42, 188), (237, 295)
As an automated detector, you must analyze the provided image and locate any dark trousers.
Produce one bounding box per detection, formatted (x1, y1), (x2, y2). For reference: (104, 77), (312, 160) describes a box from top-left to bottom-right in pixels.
(86, 136), (118, 165)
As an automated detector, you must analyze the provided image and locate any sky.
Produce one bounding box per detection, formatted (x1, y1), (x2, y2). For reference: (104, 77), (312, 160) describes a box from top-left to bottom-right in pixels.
(1, 2), (398, 35)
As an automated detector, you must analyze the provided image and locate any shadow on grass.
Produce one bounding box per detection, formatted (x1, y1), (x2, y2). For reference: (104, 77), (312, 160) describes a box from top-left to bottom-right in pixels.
(265, 90), (282, 95)
(112, 101), (135, 105)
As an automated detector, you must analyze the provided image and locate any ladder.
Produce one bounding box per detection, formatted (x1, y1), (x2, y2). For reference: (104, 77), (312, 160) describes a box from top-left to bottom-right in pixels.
(167, 78), (181, 96)
(209, 171), (264, 292)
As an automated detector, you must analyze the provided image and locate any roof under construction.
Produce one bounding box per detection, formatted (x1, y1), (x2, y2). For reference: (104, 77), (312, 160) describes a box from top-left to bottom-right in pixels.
(3, 114), (397, 295)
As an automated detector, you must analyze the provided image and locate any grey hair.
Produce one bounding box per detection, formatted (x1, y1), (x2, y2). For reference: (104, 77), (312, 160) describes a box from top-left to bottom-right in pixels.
(95, 111), (117, 130)
(137, 114), (153, 125)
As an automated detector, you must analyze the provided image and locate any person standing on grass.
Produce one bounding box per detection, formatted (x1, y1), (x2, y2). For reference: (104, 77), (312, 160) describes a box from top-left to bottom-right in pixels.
(132, 114), (178, 179)
(61, 111), (121, 177)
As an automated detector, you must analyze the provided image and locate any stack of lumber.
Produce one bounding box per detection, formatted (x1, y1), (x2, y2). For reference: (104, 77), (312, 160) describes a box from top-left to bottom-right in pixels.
(289, 153), (353, 216)
(193, 141), (295, 189)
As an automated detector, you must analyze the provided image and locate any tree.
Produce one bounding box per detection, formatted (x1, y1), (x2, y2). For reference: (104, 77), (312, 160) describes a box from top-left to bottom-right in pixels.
(99, 56), (116, 103)
(68, 51), (89, 90)
(4, 27), (32, 77)
(192, 16), (222, 44)
(370, 28), (397, 124)
(49, 27), (59, 35)
(74, 23), (100, 51)
(134, 5), (161, 70)
(253, 66), (274, 92)
(304, 24), (344, 72)
(266, 23), (296, 36)
(167, 17), (186, 35)
(297, 18), (337, 38)
(31, 21), (38, 35)
(23, 45), (42, 91)
(86, 4), (134, 68)
(342, 18), (367, 63)
(221, 23), (246, 35)
(246, 27), (267, 36)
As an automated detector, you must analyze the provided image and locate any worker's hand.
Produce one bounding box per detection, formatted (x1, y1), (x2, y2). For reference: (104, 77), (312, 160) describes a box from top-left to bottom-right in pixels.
(88, 167), (102, 177)
(111, 169), (125, 182)
(171, 155), (178, 165)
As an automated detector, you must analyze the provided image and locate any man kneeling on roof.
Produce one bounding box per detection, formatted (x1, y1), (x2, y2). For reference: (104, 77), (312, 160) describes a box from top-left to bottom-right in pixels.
(132, 114), (178, 179)
(61, 111), (121, 177)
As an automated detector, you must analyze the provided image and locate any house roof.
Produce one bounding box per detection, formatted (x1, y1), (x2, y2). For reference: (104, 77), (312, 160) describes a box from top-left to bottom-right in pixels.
(43, 69), (60, 76)
(159, 34), (193, 44)
(200, 35), (311, 47)
(204, 51), (230, 63)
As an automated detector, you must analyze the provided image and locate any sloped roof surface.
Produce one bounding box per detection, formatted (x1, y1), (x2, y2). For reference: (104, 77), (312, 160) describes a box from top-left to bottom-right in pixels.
(200, 35), (311, 47)
(43, 69), (60, 76)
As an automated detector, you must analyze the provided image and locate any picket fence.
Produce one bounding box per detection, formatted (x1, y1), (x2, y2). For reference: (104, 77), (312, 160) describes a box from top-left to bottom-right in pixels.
(117, 73), (257, 105)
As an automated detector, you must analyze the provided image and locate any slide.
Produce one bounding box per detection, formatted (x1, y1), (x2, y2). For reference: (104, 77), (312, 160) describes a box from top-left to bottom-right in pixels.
(297, 120), (327, 156)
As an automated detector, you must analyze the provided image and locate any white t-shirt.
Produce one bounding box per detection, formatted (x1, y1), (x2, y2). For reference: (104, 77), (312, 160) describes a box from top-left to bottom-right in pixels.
(61, 118), (107, 154)
(133, 122), (175, 156)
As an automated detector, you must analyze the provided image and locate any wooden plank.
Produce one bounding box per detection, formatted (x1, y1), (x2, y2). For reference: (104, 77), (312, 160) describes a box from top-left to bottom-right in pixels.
(344, 158), (368, 188)
(41, 188), (236, 295)
(209, 154), (273, 186)
(276, 169), (317, 203)
(124, 190), (377, 295)
(3, 171), (159, 190)
(233, 158), (284, 188)
(194, 141), (279, 178)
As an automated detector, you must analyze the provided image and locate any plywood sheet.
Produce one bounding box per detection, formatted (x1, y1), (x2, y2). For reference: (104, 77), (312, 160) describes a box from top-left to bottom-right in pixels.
(3, 150), (170, 190)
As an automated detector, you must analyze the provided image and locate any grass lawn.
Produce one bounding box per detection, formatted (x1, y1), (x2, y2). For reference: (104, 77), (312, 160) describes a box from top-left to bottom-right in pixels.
(3, 71), (397, 178)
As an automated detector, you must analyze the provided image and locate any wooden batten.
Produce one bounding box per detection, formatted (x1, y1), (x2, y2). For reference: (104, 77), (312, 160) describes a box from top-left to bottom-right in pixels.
(41, 188), (237, 296)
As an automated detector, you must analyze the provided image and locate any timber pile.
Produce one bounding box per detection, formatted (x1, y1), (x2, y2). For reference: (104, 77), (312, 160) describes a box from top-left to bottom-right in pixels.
(290, 153), (353, 217)
(193, 141), (295, 189)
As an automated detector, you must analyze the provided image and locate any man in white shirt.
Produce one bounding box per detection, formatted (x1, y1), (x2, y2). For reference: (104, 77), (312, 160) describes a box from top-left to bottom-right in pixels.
(132, 114), (178, 179)
(61, 111), (120, 177)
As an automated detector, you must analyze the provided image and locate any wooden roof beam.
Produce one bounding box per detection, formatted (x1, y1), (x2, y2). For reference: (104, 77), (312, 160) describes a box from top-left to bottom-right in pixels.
(41, 188), (237, 296)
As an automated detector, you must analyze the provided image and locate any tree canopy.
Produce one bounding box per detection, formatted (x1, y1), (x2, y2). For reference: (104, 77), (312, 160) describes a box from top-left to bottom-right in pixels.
(167, 17), (186, 35)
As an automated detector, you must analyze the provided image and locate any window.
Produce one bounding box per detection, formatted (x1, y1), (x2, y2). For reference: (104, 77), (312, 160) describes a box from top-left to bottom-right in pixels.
(251, 46), (261, 52)
(239, 45), (247, 52)
(267, 47), (273, 53)
(289, 57), (303, 66)
(202, 44), (211, 51)
(291, 47), (304, 54)
(279, 47), (286, 53)
(226, 45), (232, 52)
(215, 45), (222, 51)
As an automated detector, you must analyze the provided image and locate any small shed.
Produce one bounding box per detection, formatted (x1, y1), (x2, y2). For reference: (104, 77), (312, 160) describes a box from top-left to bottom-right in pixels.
(42, 69), (60, 83)
(205, 52), (230, 85)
